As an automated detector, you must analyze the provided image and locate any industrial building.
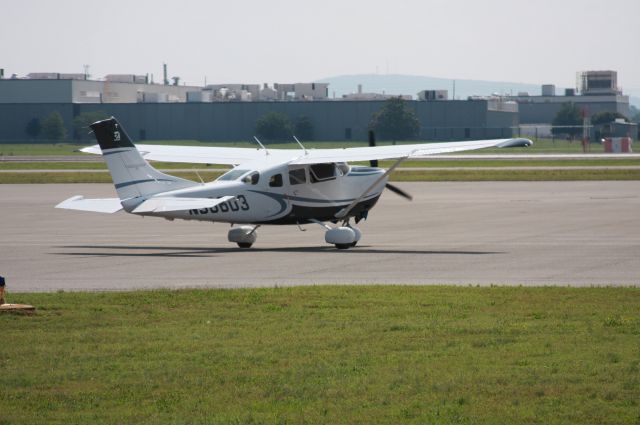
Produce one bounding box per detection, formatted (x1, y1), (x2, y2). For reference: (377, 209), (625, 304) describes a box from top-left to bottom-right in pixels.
(3, 70), (633, 143)
(0, 73), (518, 142)
(508, 71), (631, 125)
(0, 73), (201, 104)
(0, 99), (518, 142)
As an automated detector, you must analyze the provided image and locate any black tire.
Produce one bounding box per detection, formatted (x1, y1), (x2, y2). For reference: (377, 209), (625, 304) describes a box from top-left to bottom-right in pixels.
(237, 243), (253, 248)
(350, 241), (358, 247)
(335, 243), (351, 250)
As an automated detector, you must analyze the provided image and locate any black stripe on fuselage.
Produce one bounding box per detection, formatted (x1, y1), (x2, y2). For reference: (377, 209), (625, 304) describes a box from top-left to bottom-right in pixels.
(254, 195), (381, 225)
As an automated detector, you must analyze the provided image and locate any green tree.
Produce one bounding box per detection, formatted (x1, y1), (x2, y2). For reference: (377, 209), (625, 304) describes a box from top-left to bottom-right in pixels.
(25, 118), (41, 140)
(590, 111), (628, 126)
(294, 116), (314, 140)
(369, 97), (420, 141)
(73, 111), (110, 140)
(41, 111), (67, 141)
(551, 103), (582, 138)
(255, 112), (292, 141)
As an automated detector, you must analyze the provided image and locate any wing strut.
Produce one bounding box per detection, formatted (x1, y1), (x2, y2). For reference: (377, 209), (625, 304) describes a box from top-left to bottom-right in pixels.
(253, 136), (269, 155)
(293, 136), (308, 155)
(335, 156), (408, 220)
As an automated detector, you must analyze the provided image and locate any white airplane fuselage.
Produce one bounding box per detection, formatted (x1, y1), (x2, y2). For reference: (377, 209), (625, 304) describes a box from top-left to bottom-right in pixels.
(124, 162), (387, 225)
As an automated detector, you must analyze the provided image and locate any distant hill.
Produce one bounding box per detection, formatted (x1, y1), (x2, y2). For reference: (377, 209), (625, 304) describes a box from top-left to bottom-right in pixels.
(317, 74), (553, 99)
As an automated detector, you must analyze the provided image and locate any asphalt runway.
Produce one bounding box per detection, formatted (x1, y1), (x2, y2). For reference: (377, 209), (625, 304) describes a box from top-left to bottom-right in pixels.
(1, 182), (638, 292)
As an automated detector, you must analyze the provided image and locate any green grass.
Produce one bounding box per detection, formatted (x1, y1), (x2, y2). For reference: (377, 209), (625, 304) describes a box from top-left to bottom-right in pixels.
(1, 286), (639, 424)
(1, 168), (638, 184)
(0, 162), (229, 170)
(0, 171), (225, 184)
(0, 144), (88, 156)
(389, 168), (640, 181)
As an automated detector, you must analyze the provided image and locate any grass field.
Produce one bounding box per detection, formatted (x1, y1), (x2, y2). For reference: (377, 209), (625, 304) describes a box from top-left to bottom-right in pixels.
(1, 168), (639, 184)
(390, 168), (640, 182)
(1, 286), (638, 424)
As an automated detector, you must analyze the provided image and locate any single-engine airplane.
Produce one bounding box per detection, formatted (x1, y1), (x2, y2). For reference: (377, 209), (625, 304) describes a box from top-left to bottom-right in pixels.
(56, 117), (532, 249)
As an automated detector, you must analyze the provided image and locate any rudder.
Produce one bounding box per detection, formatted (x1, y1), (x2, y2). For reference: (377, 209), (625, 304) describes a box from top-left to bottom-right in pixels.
(89, 117), (197, 200)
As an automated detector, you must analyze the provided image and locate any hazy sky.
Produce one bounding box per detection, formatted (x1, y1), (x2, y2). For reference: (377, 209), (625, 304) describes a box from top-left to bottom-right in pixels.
(2, 0), (639, 90)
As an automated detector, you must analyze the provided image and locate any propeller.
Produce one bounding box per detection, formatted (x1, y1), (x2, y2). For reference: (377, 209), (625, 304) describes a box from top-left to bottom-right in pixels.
(368, 130), (378, 168)
(368, 130), (412, 201)
(385, 182), (413, 201)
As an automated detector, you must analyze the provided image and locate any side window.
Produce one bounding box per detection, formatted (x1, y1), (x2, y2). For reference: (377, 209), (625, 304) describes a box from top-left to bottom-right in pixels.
(309, 163), (336, 183)
(289, 168), (306, 185)
(269, 174), (283, 187)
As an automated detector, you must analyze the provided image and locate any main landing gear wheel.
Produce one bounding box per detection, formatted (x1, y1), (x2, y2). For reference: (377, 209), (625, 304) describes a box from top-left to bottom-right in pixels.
(350, 226), (361, 247)
(324, 225), (361, 250)
(228, 226), (258, 249)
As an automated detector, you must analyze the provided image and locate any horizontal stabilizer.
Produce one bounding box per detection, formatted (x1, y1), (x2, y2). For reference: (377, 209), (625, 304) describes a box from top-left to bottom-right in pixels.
(132, 196), (236, 213)
(80, 145), (102, 155)
(55, 196), (123, 213)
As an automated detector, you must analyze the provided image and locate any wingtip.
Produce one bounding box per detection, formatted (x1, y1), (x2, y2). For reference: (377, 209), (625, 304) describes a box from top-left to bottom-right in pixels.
(497, 138), (533, 148)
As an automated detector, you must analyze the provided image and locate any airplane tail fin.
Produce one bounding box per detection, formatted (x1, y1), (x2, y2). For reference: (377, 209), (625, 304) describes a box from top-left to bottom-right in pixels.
(89, 117), (197, 200)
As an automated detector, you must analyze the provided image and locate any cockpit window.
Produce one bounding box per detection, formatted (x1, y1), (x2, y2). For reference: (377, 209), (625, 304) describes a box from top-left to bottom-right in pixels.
(289, 168), (306, 185)
(217, 169), (249, 181)
(309, 163), (336, 183)
(242, 172), (260, 185)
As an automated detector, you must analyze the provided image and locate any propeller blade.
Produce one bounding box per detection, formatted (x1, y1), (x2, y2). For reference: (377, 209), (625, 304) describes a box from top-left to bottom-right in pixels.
(385, 183), (413, 201)
(368, 130), (378, 167)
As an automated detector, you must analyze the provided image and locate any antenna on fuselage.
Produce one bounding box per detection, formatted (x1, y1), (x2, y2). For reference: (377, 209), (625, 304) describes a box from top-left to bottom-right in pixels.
(293, 135), (307, 155)
(253, 136), (269, 155)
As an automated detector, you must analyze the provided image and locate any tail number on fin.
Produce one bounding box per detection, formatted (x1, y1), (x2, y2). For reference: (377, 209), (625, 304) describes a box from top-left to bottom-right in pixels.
(114, 131), (121, 142)
(189, 195), (249, 215)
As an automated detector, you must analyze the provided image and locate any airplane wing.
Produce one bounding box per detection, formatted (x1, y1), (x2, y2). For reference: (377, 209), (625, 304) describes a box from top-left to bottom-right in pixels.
(81, 144), (283, 165)
(55, 196), (123, 213)
(132, 195), (236, 213)
(289, 138), (532, 164)
(80, 138), (532, 165)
